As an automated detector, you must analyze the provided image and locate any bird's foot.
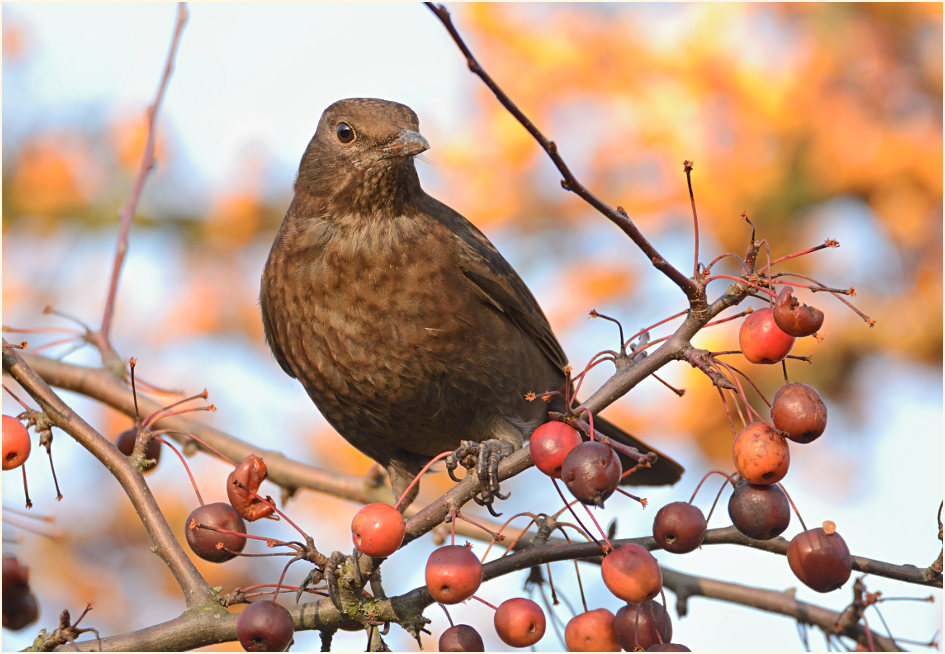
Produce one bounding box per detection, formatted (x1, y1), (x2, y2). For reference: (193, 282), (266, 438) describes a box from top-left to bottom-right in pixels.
(445, 439), (514, 516)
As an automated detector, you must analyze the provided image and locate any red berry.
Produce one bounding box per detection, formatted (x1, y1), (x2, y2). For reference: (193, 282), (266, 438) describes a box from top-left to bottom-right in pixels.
(494, 597), (546, 648)
(438, 624), (485, 651)
(739, 307), (795, 364)
(236, 600), (294, 652)
(351, 503), (405, 557)
(728, 481), (790, 540)
(601, 543), (662, 603)
(529, 421), (581, 478)
(564, 608), (620, 652)
(732, 422), (790, 485)
(771, 383), (827, 444)
(185, 502), (247, 563)
(614, 600), (672, 651)
(115, 426), (162, 473)
(787, 522), (852, 592)
(2, 415), (31, 470)
(773, 287), (824, 337)
(561, 440), (622, 507)
(425, 545), (482, 604)
(652, 502), (707, 554)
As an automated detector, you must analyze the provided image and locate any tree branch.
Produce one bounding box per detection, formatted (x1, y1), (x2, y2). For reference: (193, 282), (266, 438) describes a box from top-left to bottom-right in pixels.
(2, 342), (217, 609)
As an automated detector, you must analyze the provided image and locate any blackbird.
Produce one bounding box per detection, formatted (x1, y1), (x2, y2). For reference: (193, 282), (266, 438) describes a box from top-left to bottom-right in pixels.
(260, 98), (682, 510)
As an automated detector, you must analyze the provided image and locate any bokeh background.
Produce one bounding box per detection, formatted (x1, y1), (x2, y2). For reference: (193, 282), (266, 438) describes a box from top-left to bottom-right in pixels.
(2, 3), (942, 651)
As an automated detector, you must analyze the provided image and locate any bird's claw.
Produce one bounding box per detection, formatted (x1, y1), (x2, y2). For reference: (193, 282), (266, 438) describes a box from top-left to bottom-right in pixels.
(446, 439), (514, 515)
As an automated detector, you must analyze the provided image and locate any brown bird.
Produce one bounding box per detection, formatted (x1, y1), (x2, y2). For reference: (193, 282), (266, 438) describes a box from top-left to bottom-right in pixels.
(260, 98), (682, 510)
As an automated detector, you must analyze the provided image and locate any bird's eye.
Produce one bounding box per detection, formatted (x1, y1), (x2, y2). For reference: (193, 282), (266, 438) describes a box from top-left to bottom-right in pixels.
(336, 122), (355, 144)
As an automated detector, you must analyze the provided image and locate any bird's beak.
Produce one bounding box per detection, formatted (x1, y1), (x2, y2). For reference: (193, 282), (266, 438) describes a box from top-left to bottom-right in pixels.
(380, 129), (430, 159)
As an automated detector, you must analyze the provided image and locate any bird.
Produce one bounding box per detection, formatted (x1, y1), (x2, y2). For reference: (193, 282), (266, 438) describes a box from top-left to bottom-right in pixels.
(260, 98), (682, 511)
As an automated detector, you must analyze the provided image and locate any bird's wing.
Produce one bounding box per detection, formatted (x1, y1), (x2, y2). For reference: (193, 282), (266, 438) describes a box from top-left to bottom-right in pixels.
(419, 194), (569, 372)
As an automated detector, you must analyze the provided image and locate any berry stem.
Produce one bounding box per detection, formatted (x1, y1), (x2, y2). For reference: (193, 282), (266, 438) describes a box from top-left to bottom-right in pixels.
(688, 470), (738, 505)
(393, 450), (456, 511)
(776, 482), (807, 532)
(154, 436), (204, 505)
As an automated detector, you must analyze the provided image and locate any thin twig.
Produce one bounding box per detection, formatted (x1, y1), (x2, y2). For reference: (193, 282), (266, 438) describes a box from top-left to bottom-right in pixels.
(100, 3), (188, 343)
(424, 2), (698, 298)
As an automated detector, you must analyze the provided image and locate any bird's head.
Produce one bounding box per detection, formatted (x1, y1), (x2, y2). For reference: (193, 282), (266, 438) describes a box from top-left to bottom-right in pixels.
(295, 98), (429, 216)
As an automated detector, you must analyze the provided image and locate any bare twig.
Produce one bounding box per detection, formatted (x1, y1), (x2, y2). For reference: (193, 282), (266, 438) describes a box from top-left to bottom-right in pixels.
(424, 2), (698, 299)
(100, 3), (188, 346)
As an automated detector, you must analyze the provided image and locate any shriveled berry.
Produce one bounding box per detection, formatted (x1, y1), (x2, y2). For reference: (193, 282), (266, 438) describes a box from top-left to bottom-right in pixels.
(739, 307), (795, 364)
(185, 502), (247, 563)
(773, 287), (824, 337)
(438, 624), (485, 651)
(351, 503), (405, 558)
(601, 543), (662, 603)
(614, 600), (672, 651)
(425, 545), (482, 604)
(561, 440), (622, 507)
(732, 422), (790, 485)
(529, 421), (581, 478)
(494, 597), (546, 648)
(771, 383), (827, 444)
(2, 415), (31, 470)
(728, 480), (790, 540)
(564, 608), (620, 652)
(787, 523), (852, 592)
(652, 502), (707, 554)
(236, 600), (294, 652)
(228, 454), (275, 521)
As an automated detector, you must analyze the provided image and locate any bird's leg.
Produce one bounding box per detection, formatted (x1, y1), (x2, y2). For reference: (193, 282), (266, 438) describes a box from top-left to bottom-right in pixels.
(445, 439), (514, 515)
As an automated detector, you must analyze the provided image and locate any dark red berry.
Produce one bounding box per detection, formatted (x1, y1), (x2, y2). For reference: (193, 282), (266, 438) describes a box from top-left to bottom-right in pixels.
(236, 600), (294, 652)
(2, 555), (29, 590)
(614, 600), (672, 651)
(438, 624), (485, 652)
(2, 586), (38, 630)
(773, 287), (824, 337)
(494, 597), (546, 648)
(115, 426), (162, 472)
(652, 502), (707, 554)
(425, 545), (482, 604)
(739, 307), (795, 364)
(771, 383), (827, 444)
(529, 421), (582, 478)
(2, 555), (38, 630)
(561, 440), (622, 507)
(728, 481), (790, 540)
(601, 543), (662, 603)
(351, 503), (405, 557)
(787, 522), (852, 592)
(185, 502), (247, 563)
